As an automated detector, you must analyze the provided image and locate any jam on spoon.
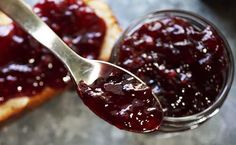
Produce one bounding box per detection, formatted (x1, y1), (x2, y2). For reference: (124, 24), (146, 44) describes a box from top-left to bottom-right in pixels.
(0, 0), (106, 103)
(77, 65), (163, 132)
(116, 15), (229, 117)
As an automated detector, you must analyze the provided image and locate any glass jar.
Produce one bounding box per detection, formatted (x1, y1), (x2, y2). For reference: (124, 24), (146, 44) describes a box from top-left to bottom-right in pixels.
(112, 10), (234, 132)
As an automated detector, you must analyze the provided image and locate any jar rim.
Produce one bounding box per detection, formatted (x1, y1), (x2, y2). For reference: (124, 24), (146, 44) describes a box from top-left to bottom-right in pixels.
(118, 10), (234, 123)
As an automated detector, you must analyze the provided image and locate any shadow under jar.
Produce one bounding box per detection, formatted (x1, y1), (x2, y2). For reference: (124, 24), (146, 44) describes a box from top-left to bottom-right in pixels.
(112, 10), (234, 132)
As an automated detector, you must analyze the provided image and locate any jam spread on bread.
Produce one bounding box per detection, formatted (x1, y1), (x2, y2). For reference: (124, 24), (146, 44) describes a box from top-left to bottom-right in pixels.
(0, 0), (106, 103)
(116, 16), (229, 117)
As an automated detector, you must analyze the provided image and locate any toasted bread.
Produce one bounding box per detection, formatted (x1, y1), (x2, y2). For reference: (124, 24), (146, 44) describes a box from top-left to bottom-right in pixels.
(0, 0), (122, 123)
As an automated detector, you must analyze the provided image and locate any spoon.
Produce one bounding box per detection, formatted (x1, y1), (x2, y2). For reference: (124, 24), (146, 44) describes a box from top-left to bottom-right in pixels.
(0, 0), (163, 133)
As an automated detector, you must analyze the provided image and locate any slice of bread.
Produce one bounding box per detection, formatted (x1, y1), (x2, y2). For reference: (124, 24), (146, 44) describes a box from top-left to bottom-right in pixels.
(0, 0), (122, 124)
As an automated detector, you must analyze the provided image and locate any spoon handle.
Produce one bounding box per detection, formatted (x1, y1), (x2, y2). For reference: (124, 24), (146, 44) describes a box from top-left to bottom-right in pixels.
(0, 0), (94, 83)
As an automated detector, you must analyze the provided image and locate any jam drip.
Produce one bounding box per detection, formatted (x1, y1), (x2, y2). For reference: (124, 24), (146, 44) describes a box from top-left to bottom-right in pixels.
(0, 0), (106, 103)
(77, 67), (163, 132)
(117, 16), (229, 117)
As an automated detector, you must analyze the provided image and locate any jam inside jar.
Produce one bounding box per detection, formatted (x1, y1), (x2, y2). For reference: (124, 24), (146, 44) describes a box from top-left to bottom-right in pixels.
(113, 10), (234, 131)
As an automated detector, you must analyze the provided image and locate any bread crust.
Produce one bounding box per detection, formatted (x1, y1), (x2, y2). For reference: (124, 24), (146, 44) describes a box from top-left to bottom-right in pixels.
(0, 0), (121, 124)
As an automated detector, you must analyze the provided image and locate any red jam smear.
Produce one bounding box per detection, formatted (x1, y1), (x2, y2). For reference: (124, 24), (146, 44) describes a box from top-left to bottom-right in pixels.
(34, 0), (106, 59)
(77, 66), (163, 132)
(116, 16), (229, 117)
(0, 0), (106, 103)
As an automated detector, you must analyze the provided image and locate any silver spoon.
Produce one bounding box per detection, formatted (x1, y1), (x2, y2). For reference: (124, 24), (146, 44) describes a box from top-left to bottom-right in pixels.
(0, 0), (163, 133)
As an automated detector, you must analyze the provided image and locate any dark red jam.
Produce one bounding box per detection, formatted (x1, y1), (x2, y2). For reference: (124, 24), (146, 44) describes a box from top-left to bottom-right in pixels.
(77, 66), (163, 132)
(116, 16), (229, 117)
(34, 0), (106, 59)
(0, 0), (106, 103)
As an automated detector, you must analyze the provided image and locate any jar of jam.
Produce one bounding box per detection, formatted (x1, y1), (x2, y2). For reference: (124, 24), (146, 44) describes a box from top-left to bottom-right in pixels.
(112, 10), (234, 132)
